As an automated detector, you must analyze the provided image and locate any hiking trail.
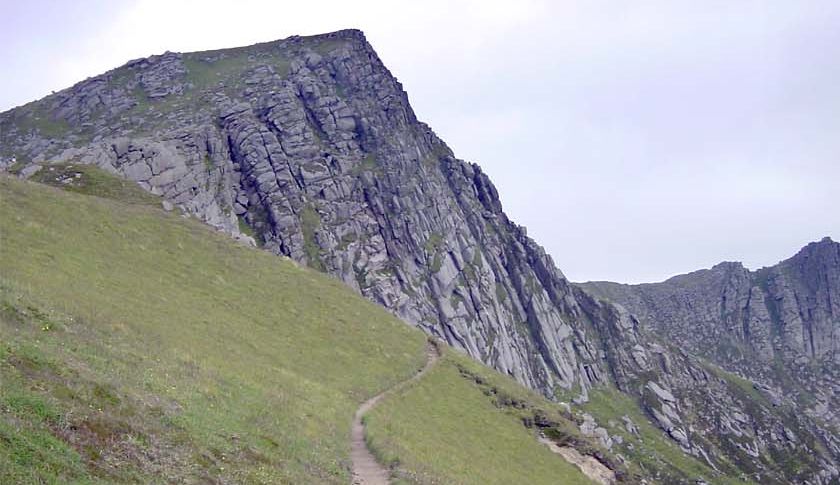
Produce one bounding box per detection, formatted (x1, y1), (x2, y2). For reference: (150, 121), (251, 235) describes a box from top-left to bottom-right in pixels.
(350, 341), (440, 484)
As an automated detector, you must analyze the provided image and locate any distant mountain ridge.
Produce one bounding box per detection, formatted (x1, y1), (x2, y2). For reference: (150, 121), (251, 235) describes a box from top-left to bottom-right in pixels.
(583, 237), (840, 430)
(3, 29), (839, 483)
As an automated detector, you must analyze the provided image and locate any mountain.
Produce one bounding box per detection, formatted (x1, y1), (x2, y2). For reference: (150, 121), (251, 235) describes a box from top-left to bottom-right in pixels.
(583, 237), (840, 446)
(2, 29), (838, 483)
(0, 28), (624, 401)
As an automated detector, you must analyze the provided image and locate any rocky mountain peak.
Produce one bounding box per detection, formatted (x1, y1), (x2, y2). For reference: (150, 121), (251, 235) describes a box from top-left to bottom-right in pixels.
(0, 29), (621, 398)
(789, 236), (839, 264)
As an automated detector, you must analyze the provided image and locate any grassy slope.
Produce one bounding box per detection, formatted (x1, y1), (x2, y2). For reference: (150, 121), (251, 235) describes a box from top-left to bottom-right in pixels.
(26, 162), (161, 207)
(365, 347), (596, 484)
(0, 167), (754, 485)
(0, 174), (427, 483)
(371, 348), (756, 485)
(0, 171), (598, 484)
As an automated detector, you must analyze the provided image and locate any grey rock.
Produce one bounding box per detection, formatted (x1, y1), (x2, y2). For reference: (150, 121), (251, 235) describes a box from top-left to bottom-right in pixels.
(622, 416), (639, 436)
(123, 161), (152, 181)
(669, 427), (689, 447)
(19, 164), (42, 179)
(646, 381), (676, 403)
(580, 413), (598, 435)
(651, 407), (674, 430)
(0, 29), (619, 396)
(594, 427), (613, 449)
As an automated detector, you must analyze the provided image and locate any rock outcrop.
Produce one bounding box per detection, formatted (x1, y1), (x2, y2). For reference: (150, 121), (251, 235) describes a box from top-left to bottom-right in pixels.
(3, 29), (838, 484)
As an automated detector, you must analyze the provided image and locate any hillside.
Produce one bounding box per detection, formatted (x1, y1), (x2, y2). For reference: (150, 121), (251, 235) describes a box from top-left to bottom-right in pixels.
(0, 171), (423, 483)
(1, 29), (837, 483)
(0, 172), (615, 483)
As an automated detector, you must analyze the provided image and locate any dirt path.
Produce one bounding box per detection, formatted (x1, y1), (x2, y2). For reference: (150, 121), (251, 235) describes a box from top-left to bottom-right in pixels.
(351, 341), (439, 485)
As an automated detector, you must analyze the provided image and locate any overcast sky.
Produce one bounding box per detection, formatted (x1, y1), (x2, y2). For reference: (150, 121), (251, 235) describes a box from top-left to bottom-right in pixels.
(2, 0), (838, 283)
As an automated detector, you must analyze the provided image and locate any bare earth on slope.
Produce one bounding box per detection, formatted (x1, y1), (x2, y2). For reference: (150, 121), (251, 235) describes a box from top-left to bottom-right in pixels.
(538, 434), (616, 485)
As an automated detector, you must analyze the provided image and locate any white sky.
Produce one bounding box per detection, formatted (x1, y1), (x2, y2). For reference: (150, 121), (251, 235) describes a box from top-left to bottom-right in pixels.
(2, 0), (838, 283)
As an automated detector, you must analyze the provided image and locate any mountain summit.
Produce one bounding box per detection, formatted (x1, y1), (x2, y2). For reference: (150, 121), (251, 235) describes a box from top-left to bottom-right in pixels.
(3, 30), (839, 483)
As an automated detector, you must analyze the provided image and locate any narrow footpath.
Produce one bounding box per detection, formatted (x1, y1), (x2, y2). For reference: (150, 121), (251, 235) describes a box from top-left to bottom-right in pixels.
(350, 341), (440, 485)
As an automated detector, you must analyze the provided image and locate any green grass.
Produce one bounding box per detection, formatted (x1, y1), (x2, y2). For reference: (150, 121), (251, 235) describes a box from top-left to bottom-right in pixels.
(0, 174), (428, 483)
(11, 106), (70, 139)
(0, 339), (98, 485)
(703, 364), (770, 407)
(301, 204), (325, 271)
(0, 172), (612, 484)
(6, 160), (29, 175)
(700, 362), (824, 482)
(350, 153), (380, 176)
(30, 163), (161, 207)
(0, 414), (91, 484)
(183, 54), (254, 91)
(182, 47), (291, 93)
(0, 169), (768, 484)
(423, 232), (445, 273)
(313, 40), (348, 56)
(237, 214), (256, 239)
(365, 347), (597, 484)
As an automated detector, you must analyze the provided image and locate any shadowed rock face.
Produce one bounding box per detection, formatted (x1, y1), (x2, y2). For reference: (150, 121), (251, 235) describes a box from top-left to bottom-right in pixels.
(3, 29), (839, 483)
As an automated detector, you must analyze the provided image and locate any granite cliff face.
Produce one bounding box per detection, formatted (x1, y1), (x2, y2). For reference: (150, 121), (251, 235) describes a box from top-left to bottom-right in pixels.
(3, 30), (839, 483)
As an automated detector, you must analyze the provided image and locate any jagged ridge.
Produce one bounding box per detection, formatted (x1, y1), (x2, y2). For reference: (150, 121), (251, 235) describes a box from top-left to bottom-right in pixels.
(584, 237), (840, 446)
